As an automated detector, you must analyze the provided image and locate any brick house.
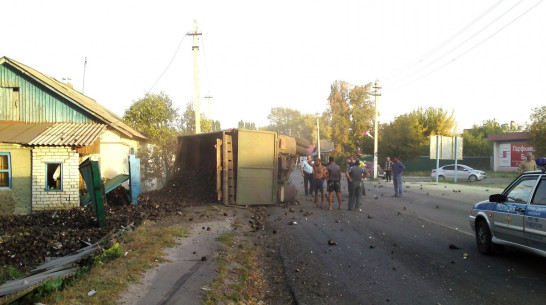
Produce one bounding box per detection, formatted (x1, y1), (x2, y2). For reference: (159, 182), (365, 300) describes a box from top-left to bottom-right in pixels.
(0, 57), (146, 214)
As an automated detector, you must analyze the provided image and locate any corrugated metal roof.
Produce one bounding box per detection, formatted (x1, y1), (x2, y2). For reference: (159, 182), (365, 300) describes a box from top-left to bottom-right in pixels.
(0, 122), (53, 144)
(29, 123), (106, 146)
(0, 57), (146, 140)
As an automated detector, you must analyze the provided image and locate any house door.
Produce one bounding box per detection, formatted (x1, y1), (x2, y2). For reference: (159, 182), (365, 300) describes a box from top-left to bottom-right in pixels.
(0, 87), (19, 121)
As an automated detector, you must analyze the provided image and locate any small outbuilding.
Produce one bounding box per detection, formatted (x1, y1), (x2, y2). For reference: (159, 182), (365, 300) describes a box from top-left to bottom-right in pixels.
(488, 132), (536, 172)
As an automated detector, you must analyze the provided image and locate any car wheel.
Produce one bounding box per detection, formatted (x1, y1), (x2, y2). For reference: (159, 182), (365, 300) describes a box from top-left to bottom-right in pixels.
(438, 175), (445, 181)
(469, 175), (478, 182)
(476, 220), (495, 254)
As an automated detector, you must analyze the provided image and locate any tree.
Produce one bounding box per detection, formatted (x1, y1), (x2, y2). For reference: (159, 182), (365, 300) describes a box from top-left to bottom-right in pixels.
(529, 106), (546, 157)
(380, 107), (457, 161)
(123, 92), (180, 184)
(325, 81), (375, 157)
(180, 102), (221, 134)
(238, 120), (257, 130)
(462, 120), (504, 156)
(380, 114), (423, 161)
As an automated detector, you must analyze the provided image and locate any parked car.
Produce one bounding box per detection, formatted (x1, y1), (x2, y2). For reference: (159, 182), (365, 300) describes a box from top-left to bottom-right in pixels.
(469, 160), (546, 257)
(431, 164), (486, 182)
(362, 161), (385, 179)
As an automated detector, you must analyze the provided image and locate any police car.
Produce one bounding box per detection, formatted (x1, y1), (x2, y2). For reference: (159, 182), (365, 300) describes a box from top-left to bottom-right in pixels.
(469, 158), (546, 256)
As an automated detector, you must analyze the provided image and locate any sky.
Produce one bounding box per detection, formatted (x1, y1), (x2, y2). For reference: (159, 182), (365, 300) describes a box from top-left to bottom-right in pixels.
(3, 0), (545, 133)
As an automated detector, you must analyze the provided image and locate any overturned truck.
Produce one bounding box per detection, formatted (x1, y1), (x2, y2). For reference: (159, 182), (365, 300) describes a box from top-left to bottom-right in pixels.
(174, 129), (311, 206)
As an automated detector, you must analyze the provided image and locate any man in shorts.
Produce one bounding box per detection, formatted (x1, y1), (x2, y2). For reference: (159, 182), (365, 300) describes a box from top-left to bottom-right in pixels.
(312, 158), (327, 208)
(326, 156), (343, 210)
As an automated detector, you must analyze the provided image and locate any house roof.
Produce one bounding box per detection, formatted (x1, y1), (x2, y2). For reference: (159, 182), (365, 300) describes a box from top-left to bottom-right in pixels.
(487, 132), (529, 142)
(0, 122), (52, 144)
(0, 121), (106, 146)
(0, 57), (146, 140)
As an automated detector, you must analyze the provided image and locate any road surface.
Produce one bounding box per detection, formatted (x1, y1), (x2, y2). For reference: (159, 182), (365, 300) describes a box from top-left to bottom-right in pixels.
(266, 171), (546, 305)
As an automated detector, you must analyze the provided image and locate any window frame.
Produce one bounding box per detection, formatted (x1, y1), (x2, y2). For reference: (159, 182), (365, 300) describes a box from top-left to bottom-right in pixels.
(0, 152), (11, 189)
(45, 162), (63, 192)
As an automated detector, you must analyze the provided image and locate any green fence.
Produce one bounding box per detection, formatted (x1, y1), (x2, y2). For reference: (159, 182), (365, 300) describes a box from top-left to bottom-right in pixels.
(359, 155), (491, 172)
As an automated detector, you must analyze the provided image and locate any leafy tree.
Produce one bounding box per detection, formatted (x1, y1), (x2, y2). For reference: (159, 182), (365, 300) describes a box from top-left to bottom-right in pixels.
(180, 102), (221, 134)
(326, 81), (351, 156)
(529, 106), (546, 157)
(462, 120), (504, 156)
(238, 120), (257, 130)
(380, 107), (457, 160)
(325, 81), (376, 156)
(261, 107), (316, 143)
(123, 92), (180, 183)
(380, 114), (423, 161)
(348, 83), (375, 154)
(263, 107), (302, 136)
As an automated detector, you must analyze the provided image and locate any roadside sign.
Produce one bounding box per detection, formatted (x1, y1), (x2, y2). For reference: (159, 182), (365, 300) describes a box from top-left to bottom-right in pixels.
(430, 136), (463, 160)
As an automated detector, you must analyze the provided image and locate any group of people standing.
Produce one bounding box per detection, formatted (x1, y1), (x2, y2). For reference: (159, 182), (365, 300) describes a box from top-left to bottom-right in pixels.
(301, 155), (406, 211)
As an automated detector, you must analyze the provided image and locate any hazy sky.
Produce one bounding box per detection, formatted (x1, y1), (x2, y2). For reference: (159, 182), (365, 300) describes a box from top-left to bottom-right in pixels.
(4, 0), (545, 132)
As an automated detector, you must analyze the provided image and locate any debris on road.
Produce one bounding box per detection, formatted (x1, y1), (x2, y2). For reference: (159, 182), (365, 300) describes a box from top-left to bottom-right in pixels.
(328, 240), (337, 246)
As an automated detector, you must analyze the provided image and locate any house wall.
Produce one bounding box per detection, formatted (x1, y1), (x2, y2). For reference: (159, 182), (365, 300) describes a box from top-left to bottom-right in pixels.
(31, 147), (79, 210)
(99, 129), (140, 180)
(0, 143), (32, 215)
(0, 64), (95, 123)
(492, 141), (536, 172)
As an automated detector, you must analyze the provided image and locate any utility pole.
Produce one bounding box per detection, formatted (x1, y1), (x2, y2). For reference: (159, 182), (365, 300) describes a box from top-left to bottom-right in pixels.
(372, 80), (381, 180)
(204, 93), (213, 119)
(187, 20), (202, 134)
(316, 114), (321, 160)
(82, 57), (87, 94)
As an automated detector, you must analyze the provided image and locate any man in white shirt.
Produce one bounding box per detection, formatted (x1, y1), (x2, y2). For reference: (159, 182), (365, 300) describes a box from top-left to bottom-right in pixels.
(301, 155), (314, 196)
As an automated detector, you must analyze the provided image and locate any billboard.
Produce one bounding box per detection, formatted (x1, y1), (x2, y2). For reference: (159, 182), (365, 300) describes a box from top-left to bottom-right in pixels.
(510, 143), (536, 168)
(430, 136), (463, 160)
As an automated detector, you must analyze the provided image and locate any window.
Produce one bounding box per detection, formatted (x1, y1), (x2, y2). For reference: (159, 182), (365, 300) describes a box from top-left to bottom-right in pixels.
(0, 153), (11, 189)
(46, 163), (62, 191)
(505, 176), (539, 204)
(531, 179), (546, 205)
(443, 166), (455, 170)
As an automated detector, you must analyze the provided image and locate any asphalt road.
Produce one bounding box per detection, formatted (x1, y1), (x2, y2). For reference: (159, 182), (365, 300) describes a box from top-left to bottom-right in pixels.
(267, 171), (546, 305)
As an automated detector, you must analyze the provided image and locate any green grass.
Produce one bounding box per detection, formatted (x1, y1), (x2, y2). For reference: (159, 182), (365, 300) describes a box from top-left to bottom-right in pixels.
(32, 222), (188, 305)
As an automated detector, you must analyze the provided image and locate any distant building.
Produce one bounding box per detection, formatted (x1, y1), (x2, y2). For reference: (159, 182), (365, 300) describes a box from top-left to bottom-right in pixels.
(488, 132), (535, 172)
(0, 57), (146, 214)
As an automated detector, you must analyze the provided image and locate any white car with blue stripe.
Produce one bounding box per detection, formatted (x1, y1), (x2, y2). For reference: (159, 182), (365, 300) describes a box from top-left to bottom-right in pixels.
(469, 159), (546, 256)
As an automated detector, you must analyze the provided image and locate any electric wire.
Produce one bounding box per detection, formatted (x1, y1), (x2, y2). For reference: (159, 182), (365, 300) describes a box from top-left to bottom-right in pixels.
(201, 34), (214, 115)
(385, 0), (526, 88)
(389, 0), (543, 92)
(147, 34), (188, 94)
(382, 0), (505, 82)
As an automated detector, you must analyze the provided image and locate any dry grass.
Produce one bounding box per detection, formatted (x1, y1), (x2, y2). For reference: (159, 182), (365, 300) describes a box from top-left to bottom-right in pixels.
(36, 218), (188, 305)
(203, 231), (268, 305)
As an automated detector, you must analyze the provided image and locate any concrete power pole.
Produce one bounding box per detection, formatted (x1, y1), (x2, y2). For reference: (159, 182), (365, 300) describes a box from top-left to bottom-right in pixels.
(188, 21), (202, 134)
(204, 93), (213, 119)
(372, 80), (381, 180)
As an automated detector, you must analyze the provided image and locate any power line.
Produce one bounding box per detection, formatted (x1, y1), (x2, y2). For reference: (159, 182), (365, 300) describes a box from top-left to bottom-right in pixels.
(389, 0), (543, 92)
(387, 0), (526, 87)
(382, 0), (506, 82)
(147, 34), (187, 94)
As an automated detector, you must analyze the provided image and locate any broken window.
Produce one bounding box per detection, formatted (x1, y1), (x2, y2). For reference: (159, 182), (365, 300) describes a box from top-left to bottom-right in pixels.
(0, 153), (11, 189)
(46, 163), (62, 191)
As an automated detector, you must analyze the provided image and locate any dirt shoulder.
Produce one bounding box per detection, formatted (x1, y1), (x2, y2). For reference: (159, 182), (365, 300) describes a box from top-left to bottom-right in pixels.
(116, 205), (295, 305)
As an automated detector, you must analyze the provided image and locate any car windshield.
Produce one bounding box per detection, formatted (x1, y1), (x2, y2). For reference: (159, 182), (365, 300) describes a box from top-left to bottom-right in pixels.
(505, 176), (539, 204)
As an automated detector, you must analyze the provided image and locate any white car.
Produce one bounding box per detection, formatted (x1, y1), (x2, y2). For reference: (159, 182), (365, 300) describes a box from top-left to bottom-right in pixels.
(431, 164), (487, 182)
